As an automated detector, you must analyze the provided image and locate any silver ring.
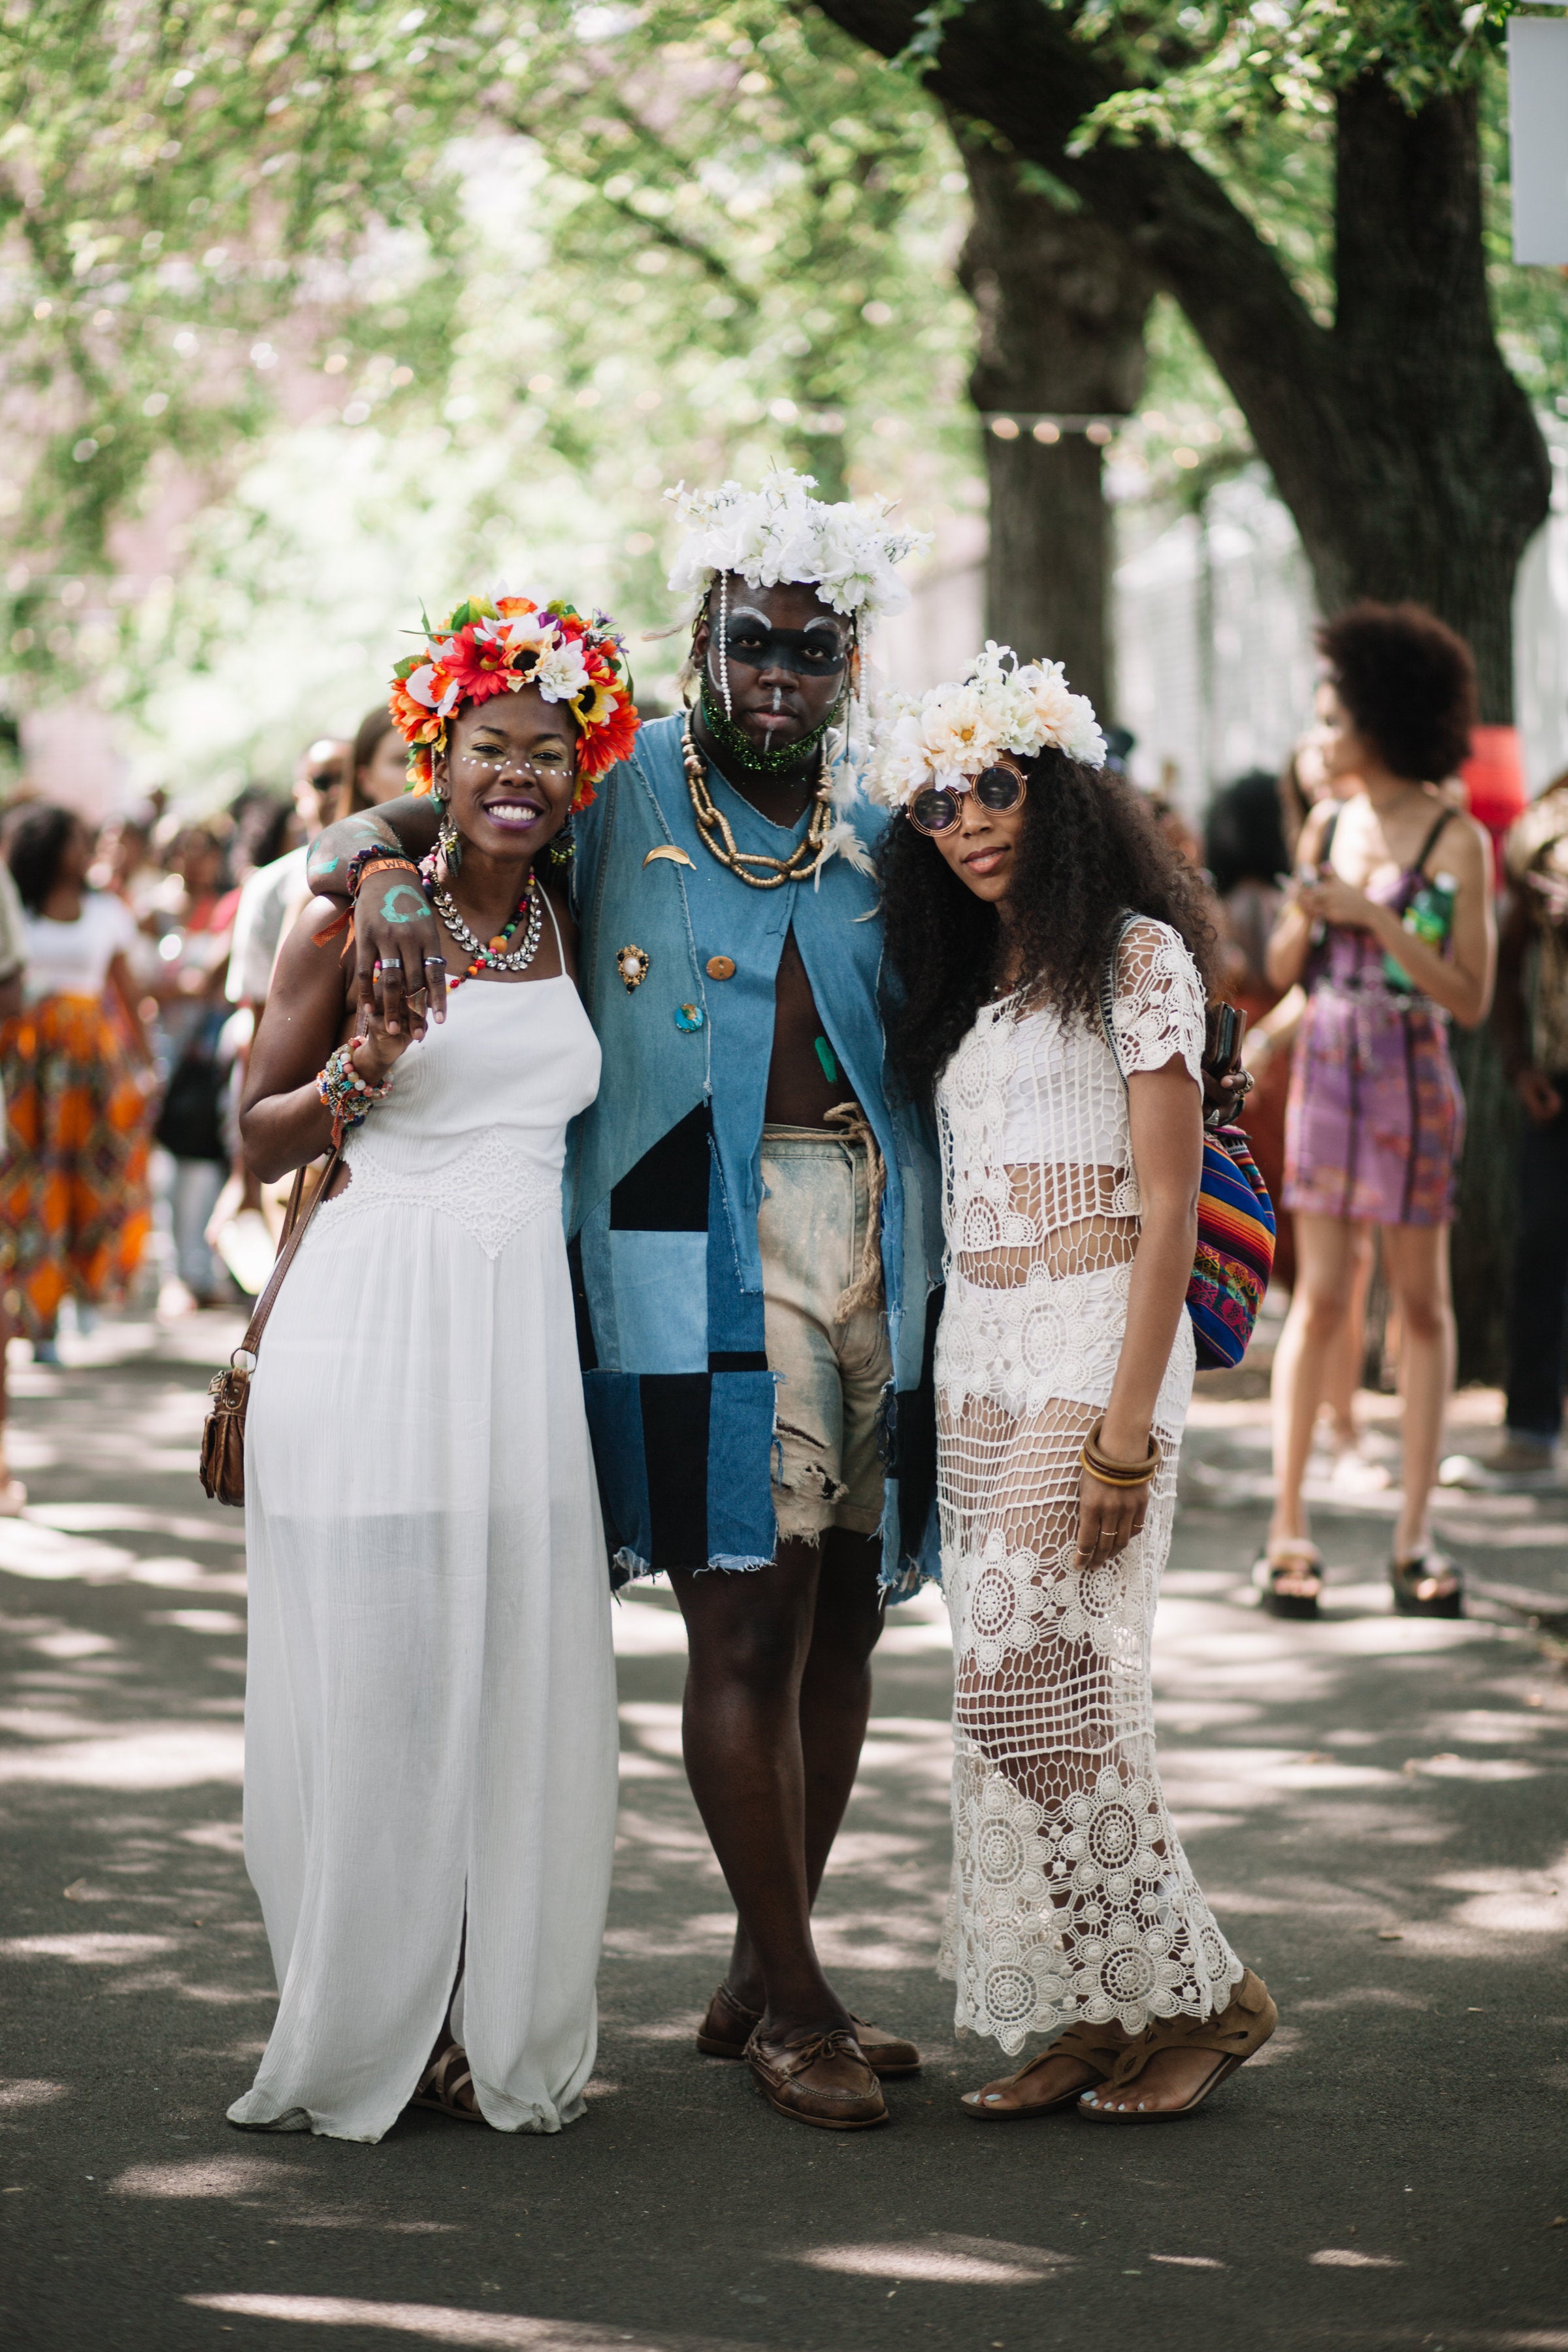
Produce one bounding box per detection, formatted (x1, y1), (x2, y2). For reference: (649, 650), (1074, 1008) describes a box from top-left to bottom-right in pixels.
(424, 954), (447, 968)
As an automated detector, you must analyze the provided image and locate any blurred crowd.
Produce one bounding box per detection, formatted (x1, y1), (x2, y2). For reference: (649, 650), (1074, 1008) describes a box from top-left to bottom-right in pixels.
(0, 704), (410, 1511)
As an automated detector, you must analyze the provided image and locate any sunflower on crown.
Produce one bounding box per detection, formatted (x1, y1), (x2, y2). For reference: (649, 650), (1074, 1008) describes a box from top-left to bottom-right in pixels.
(389, 591), (639, 808)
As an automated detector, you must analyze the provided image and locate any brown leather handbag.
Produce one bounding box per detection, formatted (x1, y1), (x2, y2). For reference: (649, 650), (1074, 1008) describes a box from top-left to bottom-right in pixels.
(199, 1149), (340, 1507)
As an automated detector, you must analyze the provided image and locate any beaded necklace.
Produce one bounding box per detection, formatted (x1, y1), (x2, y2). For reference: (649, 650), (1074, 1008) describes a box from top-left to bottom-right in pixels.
(698, 679), (840, 777)
(681, 716), (833, 890)
(418, 854), (543, 990)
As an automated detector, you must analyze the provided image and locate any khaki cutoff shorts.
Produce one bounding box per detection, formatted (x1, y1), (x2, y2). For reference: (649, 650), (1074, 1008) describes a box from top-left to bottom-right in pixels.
(758, 1120), (892, 1545)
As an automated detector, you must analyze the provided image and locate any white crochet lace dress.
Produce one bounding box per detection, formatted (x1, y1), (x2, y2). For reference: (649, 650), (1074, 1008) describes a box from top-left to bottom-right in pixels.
(934, 917), (1243, 2053)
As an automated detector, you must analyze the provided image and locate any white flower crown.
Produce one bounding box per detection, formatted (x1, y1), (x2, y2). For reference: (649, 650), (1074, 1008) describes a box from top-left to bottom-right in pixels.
(865, 641), (1107, 807)
(664, 466), (929, 627)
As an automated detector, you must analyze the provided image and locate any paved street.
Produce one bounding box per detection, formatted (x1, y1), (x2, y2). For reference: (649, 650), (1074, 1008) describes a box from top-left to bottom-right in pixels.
(1, 1309), (1565, 2352)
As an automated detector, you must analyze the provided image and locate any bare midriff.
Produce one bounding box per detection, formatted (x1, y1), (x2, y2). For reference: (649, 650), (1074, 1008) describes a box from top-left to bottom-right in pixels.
(953, 1162), (1139, 1288)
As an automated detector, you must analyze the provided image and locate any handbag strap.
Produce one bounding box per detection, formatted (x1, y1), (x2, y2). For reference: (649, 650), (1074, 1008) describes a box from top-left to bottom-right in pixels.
(228, 1146), (342, 1371)
(1098, 910), (1141, 1085)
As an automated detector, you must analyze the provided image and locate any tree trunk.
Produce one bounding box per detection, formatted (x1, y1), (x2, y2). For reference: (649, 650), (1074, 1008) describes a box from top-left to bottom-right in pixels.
(956, 137), (1152, 717)
(813, 0), (1552, 719)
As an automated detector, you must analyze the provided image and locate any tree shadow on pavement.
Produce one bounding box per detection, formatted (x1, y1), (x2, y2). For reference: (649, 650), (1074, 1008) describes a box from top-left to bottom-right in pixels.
(1, 1336), (1564, 2351)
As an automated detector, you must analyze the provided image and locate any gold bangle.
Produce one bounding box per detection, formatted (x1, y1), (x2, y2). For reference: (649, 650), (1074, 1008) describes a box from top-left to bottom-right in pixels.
(1083, 1445), (1160, 1480)
(1080, 1450), (1157, 1489)
(1081, 1416), (1161, 1488)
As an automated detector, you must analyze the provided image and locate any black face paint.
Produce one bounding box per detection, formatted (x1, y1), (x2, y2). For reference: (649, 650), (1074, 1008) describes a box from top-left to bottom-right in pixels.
(722, 615), (849, 679)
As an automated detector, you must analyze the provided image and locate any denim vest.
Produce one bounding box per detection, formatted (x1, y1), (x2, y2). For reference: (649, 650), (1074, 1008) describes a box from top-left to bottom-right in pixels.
(567, 713), (941, 1593)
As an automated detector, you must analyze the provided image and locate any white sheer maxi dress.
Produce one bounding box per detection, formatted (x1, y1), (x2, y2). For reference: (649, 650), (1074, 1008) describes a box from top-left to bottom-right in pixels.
(934, 919), (1243, 2054)
(229, 964), (617, 2141)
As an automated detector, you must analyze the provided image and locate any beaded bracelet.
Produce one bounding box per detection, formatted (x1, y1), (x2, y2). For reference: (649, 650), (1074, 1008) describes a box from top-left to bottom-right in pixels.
(316, 1039), (393, 1146)
(346, 845), (419, 904)
(1079, 1414), (1162, 1490)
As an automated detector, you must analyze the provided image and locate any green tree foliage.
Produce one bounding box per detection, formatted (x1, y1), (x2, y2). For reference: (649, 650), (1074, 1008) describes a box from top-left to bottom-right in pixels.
(0, 0), (478, 684)
(6, 0), (1561, 762)
(490, 1), (971, 506)
(1063, 0), (1513, 146)
(2, 0), (977, 727)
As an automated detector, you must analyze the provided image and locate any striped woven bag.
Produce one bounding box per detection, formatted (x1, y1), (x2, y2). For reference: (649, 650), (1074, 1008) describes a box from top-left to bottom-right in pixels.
(1100, 915), (1276, 1372)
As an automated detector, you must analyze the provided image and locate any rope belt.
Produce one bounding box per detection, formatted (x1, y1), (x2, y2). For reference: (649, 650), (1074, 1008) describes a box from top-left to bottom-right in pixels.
(823, 1100), (885, 1323)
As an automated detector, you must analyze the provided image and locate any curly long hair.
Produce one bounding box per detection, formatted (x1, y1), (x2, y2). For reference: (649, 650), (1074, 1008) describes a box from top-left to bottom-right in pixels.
(879, 749), (1219, 1105)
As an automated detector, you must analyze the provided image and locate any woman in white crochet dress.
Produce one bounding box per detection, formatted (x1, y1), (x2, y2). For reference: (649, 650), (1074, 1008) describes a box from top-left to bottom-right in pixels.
(873, 647), (1276, 2122)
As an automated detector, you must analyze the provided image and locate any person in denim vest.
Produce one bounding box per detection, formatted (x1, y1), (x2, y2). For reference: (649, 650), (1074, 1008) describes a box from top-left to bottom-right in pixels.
(306, 473), (943, 2131)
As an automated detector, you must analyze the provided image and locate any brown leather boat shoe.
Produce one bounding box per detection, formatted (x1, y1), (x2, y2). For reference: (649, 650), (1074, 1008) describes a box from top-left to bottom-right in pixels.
(697, 1984), (921, 2076)
(744, 2026), (889, 2130)
(846, 2015), (921, 2077)
(695, 1981), (760, 2059)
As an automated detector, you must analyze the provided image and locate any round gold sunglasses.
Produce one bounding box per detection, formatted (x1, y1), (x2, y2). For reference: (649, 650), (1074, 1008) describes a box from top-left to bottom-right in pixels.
(906, 763), (1028, 837)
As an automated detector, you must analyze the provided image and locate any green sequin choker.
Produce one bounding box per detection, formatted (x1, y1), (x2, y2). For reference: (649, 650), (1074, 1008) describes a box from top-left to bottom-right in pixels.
(698, 681), (842, 777)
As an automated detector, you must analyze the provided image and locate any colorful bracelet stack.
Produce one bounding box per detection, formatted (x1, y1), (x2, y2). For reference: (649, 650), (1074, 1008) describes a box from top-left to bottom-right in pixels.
(1079, 1414), (1162, 1490)
(347, 845), (419, 903)
(316, 1039), (393, 1146)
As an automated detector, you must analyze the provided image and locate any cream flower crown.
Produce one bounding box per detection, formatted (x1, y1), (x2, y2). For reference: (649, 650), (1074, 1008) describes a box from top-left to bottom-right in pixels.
(664, 466), (929, 627)
(865, 642), (1107, 808)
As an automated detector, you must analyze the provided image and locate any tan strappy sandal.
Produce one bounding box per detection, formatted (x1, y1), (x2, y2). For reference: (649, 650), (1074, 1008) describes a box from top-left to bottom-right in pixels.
(1077, 1969), (1277, 2122)
(960, 2020), (1124, 2121)
(410, 2042), (485, 2124)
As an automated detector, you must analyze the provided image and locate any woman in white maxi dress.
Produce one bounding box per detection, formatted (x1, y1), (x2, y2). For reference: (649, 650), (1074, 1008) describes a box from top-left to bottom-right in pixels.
(873, 646), (1276, 2122)
(229, 666), (619, 2142)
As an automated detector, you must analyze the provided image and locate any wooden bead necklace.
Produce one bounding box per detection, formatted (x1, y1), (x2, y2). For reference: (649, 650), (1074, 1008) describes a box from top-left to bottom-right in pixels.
(681, 717), (834, 889)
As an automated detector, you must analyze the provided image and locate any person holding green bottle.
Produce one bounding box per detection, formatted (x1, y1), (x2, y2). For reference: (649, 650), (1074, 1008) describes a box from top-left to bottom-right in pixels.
(1258, 602), (1495, 1620)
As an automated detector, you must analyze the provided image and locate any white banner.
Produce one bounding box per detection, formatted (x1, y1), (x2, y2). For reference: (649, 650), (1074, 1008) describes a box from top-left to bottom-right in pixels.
(1509, 16), (1568, 265)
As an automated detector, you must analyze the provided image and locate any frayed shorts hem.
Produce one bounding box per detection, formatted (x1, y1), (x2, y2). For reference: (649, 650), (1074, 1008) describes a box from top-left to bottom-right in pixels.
(613, 1545), (776, 1584)
(773, 1496), (884, 1544)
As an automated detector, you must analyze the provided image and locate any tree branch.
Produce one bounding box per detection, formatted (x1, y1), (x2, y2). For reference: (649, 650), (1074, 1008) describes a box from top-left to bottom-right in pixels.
(808, 0), (1345, 521)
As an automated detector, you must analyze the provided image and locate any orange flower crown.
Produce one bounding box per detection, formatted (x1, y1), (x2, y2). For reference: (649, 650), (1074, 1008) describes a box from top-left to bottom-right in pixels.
(389, 591), (638, 809)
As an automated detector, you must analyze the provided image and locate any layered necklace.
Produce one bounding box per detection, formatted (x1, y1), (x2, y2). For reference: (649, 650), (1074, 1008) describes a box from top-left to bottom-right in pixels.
(419, 851), (544, 988)
(681, 715), (834, 890)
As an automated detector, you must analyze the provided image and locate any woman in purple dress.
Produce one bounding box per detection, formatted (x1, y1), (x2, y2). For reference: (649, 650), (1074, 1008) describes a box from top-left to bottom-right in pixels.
(1260, 604), (1495, 1618)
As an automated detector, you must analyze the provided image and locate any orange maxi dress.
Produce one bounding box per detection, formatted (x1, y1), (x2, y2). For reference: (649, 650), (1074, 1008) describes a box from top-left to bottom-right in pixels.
(1, 893), (150, 1340)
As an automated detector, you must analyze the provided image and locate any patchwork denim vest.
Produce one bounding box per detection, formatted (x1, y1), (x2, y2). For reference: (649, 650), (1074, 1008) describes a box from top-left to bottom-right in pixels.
(567, 713), (941, 1593)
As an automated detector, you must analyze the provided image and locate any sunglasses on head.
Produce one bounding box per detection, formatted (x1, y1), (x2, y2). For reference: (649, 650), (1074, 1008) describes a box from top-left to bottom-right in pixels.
(906, 763), (1028, 837)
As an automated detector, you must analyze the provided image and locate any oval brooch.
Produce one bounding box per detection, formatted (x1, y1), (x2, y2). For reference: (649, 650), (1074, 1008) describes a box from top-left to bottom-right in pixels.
(616, 944), (650, 992)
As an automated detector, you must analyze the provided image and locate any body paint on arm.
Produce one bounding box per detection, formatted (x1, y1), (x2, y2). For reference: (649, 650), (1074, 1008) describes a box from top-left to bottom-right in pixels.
(380, 883), (431, 924)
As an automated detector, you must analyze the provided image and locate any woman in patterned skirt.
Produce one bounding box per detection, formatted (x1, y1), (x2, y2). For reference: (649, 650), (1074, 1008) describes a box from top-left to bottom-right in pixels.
(1261, 605), (1495, 1620)
(872, 645), (1277, 2123)
(1, 805), (153, 1352)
